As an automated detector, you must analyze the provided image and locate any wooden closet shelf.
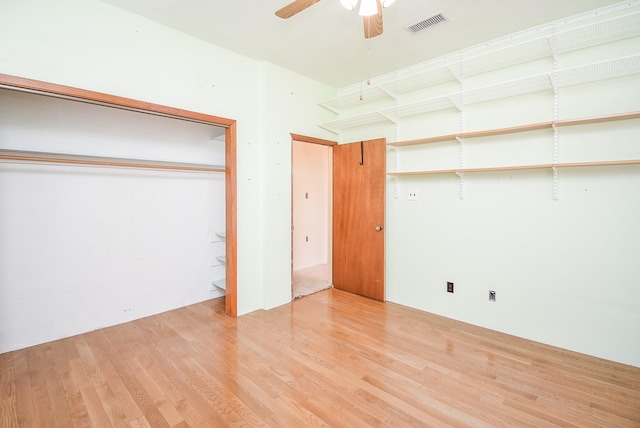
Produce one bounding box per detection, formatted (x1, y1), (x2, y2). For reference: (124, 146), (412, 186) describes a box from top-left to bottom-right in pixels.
(0, 149), (225, 173)
(388, 159), (640, 176)
(388, 111), (640, 147)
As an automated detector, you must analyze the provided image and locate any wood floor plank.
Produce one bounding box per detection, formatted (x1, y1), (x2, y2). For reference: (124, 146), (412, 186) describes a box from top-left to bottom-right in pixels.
(84, 331), (147, 423)
(26, 347), (56, 427)
(0, 352), (18, 428)
(58, 366), (92, 428)
(41, 346), (74, 427)
(2, 288), (639, 426)
(74, 336), (131, 426)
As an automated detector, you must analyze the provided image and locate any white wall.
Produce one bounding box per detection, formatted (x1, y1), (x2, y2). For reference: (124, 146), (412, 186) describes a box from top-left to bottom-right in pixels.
(0, 0), (336, 352)
(261, 62), (336, 310)
(292, 141), (331, 271)
(336, 5), (640, 367)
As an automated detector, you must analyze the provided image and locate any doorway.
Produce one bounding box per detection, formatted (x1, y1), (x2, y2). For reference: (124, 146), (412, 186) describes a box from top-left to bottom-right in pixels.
(291, 135), (386, 302)
(291, 138), (333, 298)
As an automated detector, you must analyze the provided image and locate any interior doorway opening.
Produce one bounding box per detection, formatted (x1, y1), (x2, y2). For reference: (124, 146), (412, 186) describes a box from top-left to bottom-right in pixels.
(291, 137), (335, 299)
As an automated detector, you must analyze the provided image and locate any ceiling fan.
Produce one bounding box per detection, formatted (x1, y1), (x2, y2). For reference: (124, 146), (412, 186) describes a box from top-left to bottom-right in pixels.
(276, 0), (396, 39)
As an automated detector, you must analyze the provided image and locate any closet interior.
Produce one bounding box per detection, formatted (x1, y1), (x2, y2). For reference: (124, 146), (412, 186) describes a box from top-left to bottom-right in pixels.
(0, 74), (237, 354)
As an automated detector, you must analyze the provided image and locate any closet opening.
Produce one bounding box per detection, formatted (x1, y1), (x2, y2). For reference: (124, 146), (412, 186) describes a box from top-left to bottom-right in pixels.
(0, 73), (237, 327)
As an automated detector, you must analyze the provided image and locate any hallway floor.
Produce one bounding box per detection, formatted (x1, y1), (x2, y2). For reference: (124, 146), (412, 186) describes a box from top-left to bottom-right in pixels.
(292, 263), (331, 299)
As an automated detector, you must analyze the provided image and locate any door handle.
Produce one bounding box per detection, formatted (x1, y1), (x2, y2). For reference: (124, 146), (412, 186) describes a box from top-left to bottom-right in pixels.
(376, 225), (383, 231)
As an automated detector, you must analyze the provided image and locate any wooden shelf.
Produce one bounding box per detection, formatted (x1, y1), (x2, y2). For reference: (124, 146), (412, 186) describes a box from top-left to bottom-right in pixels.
(388, 111), (640, 147)
(388, 159), (640, 176)
(555, 111), (640, 127)
(0, 149), (225, 173)
(389, 122), (553, 146)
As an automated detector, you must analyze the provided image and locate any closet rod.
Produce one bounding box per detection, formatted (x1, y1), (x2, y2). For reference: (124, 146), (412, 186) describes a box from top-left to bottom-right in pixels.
(0, 149), (225, 173)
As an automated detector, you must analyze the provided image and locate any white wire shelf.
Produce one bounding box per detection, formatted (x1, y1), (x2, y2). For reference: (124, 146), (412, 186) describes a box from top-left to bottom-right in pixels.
(319, 86), (395, 112)
(318, 111), (386, 133)
(461, 37), (553, 77)
(320, 55), (640, 132)
(379, 65), (459, 97)
(555, 11), (640, 54)
(555, 54), (640, 87)
(319, 9), (640, 116)
(380, 96), (458, 122)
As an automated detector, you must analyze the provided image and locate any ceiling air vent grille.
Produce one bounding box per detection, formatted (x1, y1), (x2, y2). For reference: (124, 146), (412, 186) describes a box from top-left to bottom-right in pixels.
(406, 13), (448, 34)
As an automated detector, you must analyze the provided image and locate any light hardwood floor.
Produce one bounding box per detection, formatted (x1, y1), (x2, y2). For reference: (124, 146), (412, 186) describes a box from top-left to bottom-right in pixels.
(1, 289), (639, 427)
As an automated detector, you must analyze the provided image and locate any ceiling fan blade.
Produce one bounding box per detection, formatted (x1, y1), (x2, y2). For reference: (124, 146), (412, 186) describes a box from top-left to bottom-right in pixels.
(363, 0), (383, 38)
(275, 0), (321, 19)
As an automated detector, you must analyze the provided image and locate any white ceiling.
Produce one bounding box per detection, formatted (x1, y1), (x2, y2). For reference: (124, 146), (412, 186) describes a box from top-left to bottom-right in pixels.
(100, 0), (624, 88)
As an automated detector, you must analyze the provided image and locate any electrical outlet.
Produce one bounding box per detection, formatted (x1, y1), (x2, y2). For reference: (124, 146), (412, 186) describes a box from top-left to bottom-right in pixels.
(447, 282), (454, 293)
(489, 290), (496, 302)
(408, 189), (419, 201)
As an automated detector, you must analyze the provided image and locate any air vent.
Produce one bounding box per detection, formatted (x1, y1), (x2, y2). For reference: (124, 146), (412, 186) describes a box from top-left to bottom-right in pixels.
(405, 13), (448, 34)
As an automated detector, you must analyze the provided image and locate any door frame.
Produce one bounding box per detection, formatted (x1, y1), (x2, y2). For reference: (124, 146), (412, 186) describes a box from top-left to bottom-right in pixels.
(290, 133), (337, 299)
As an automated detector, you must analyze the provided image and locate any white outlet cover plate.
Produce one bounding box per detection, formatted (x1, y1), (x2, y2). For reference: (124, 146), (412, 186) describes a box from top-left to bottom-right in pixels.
(408, 189), (419, 201)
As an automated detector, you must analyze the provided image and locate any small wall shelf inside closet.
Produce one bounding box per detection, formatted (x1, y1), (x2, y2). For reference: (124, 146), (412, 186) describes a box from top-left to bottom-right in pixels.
(0, 73), (238, 317)
(211, 232), (227, 290)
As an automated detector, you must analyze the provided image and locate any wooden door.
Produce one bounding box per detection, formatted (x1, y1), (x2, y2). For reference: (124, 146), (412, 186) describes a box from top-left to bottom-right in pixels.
(333, 138), (386, 301)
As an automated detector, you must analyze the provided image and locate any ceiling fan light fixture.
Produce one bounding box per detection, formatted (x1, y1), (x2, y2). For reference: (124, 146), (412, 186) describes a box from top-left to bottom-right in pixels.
(340, 0), (358, 11)
(358, 0), (378, 16)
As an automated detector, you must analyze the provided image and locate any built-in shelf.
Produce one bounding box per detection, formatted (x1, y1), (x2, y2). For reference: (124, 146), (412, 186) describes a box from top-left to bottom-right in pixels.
(388, 111), (640, 176)
(388, 111), (640, 147)
(320, 9), (640, 115)
(0, 149), (225, 173)
(319, 111), (387, 134)
(388, 159), (640, 176)
(212, 231), (226, 292)
(319, 86), (396, 113)
(321, 55), (640, 132)
(212, 279), (226, 290)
